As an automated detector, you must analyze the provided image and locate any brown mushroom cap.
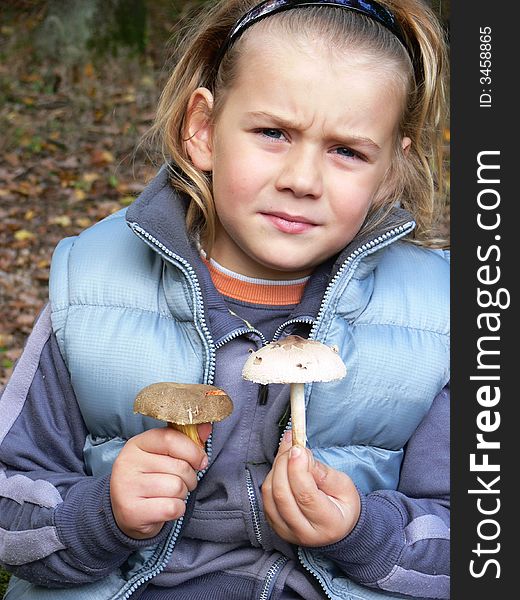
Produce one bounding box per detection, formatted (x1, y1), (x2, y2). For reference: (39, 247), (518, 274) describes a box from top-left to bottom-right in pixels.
(242, 335), (346, 384)
(134, 382), (233, 425)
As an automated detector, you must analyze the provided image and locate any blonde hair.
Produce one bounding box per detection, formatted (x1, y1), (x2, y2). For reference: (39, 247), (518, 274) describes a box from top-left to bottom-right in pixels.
(145, 0), (449, 251)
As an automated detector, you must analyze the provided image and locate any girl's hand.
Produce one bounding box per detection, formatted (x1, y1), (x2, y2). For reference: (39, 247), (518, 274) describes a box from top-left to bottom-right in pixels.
(110, 425), (210, 539)
(262, 431), (361, 547)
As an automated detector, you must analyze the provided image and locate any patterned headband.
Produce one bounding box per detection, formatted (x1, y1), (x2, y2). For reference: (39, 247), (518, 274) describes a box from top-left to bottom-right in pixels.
(214, 0), (413, 72)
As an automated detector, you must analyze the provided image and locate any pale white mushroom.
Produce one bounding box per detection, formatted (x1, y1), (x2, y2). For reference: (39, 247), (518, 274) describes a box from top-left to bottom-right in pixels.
(242, 335), (346, 447)
(134, 382), (233, 446)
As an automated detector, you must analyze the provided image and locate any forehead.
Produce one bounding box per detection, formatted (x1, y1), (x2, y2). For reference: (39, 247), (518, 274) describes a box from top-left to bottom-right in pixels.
(222, 30), (405, 142)
(239, 25), (402, 90)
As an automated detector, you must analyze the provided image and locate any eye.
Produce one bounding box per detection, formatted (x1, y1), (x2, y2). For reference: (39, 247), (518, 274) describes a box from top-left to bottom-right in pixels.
(334, 146), (358, 159)
(258, 128), (285, 141)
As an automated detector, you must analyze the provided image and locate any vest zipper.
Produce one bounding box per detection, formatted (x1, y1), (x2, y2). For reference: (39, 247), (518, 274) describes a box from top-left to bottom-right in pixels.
(259, 556), (289, 600)
(278, 221), (415, 448)
(278, 221), (415, 595)
(309, 222), (414, 341)
(120, 223), (217, 599)
(129, 223), (216, 384)
(297, 548), (334, 599)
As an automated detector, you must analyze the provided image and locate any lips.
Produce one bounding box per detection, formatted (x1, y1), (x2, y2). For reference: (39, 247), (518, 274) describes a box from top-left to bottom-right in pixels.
(261, 211), (318, 234)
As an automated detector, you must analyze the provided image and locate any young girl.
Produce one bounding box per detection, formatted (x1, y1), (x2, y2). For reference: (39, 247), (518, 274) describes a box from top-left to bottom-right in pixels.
(0, 1), (449, 599)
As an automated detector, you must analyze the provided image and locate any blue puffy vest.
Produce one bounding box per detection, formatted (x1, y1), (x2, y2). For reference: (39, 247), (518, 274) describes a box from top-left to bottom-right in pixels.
(7, 202), (449, 600)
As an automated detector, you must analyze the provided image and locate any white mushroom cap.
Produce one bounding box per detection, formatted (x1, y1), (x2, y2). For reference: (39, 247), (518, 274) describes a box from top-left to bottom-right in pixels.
(242, 335), (346, 384)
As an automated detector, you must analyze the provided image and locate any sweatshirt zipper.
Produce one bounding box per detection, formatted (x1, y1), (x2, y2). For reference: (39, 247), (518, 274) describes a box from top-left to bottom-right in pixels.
(272, 316), (315, 342)
(215, 326), (266, 349)
(245, 467), (289, 600)
(245, 467), (263, 546)
(124, 220), (413, 599)
(119, 223), (217, 600)
(246, 470), (289, 600)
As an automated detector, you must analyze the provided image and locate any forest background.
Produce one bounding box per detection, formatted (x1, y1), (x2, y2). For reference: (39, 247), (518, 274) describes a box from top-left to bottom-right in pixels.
(0, 0), (449, 596)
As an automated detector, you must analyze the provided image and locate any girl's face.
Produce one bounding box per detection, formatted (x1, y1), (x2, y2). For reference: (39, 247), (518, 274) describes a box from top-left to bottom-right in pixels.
(187, 33), (410, 279)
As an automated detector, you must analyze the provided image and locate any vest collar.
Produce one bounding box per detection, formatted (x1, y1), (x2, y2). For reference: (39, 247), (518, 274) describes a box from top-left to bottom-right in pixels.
(125, 164), (416, 324)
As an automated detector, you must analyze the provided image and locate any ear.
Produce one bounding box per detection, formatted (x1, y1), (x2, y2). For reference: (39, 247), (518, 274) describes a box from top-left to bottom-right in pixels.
(401, 136), (411, 156)
(184, 87), (215, 172)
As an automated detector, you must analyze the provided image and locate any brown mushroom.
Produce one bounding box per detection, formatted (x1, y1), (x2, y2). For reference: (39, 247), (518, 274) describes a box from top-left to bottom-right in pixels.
(242, 335), (346, 447)
(134, 382), (233, 446)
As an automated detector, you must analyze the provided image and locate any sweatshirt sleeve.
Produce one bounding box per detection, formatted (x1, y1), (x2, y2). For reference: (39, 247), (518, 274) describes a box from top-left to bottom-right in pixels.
(316, 385), (450, 599)
(0, 305), (171, 587)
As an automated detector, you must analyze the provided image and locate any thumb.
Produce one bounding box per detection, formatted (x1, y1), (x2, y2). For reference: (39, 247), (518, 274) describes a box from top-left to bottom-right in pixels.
(276, 429), (293, 456)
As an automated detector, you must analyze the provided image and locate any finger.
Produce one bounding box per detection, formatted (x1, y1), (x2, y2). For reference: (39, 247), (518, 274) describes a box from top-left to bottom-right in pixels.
(138, 473), (190, 500)
(135, 427), (208, 471)
(291, 450), (360, 527)
(263, 500), (299, 544)
(134, 496), (188, 527)
(261, 470), (300, 545)
(197, 422), (212, 445)
(269, 446), (311, 532)
(309, 456), (359, 509)
(146, 496), (188, 522)
(137, 454), (199, 491)
(285, 446), (326, 522)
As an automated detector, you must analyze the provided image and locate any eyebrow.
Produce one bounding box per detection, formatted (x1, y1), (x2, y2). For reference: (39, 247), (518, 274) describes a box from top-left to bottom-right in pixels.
(245, 111), (382, 152)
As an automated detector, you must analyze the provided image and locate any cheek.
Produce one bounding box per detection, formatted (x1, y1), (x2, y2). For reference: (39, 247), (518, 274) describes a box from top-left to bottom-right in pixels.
(213, 154), (265, 210)
(213, 169), (249, 213)
(331, 182), (375, 222)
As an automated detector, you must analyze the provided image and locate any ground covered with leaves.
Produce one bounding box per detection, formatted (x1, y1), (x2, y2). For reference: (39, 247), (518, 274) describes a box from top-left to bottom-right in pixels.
(0, 2), (192, 388)
(0, 1), (194, 594)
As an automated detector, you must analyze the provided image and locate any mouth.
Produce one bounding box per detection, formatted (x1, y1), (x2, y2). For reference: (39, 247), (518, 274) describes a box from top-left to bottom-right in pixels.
(261, 212), (319, 234)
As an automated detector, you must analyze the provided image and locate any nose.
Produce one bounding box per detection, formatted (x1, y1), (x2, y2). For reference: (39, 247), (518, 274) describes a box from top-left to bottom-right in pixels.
(275, 145), (323, 199)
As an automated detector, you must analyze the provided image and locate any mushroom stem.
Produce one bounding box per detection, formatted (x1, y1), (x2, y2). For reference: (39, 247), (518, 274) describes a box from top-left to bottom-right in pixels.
(290, 382), (306, 447)
(167, 423), (203, 447)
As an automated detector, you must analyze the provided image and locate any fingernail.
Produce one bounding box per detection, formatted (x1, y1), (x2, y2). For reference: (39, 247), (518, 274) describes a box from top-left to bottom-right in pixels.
(283, 430), (292, 444)
(199, 456), (209, 470)
(290, 446), (302, 459)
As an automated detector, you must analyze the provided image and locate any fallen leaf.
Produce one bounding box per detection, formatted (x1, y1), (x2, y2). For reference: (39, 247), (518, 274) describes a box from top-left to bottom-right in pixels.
(16, 314), (35, 328)
(49, 215), (72, 227)
(83, 172), (100, 184)
(75, 218), (92, 228)
(14, 229), (35, 241)
(74, 189), (87, 201)
(90, 149), (114, 166)
(84, 62), (95, 78)
(0, 334), (14, 347)
(3, 153), (20, 167)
